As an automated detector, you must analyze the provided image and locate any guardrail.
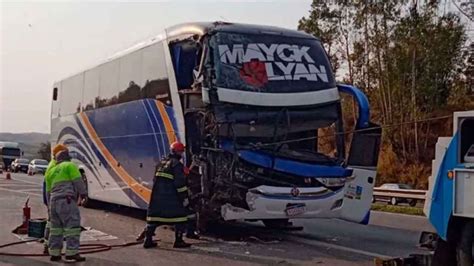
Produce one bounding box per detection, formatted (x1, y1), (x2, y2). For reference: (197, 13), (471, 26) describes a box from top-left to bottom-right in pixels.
(373, 188), (427, 200)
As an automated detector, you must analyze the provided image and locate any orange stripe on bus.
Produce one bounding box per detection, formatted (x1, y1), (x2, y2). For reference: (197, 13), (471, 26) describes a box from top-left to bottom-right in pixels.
(79, 113), (151, 202)
(155, 101), (176, 145)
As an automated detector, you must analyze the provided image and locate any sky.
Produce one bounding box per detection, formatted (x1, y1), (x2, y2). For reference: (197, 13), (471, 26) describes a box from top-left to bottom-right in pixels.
(0, 0), (312, 133)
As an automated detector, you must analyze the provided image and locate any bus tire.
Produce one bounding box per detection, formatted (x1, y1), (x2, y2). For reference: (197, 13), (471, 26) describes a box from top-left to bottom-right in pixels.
(456, 221), (474, 266)
(80, 171), (93, 208)
(409, 199), (417, 207)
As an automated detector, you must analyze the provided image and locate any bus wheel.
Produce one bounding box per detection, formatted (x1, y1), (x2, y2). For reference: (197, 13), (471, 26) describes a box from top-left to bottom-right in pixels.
(456, 221), (474, 266)
(80, 171), (92, 208)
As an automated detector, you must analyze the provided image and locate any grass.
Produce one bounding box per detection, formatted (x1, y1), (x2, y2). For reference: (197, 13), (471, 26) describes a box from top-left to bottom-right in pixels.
(371, 203), (425, 216)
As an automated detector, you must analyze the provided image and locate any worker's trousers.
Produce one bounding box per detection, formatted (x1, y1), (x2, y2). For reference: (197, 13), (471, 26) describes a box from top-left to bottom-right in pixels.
(48, 197), (82, 256)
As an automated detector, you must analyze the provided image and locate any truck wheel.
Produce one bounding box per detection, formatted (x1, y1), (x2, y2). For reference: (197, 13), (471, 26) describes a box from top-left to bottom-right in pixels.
(409, 199), (417, 207)
(456, 221), (474, 266)
(390, 197), (398, 206)
(262, 219), (290, 229)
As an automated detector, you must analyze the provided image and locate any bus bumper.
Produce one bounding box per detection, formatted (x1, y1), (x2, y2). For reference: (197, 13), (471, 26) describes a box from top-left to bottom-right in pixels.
(221, 185), (344, 221)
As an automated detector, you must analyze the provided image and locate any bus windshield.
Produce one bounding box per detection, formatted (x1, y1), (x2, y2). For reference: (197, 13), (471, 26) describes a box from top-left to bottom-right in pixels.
(211, 32), (336, 93)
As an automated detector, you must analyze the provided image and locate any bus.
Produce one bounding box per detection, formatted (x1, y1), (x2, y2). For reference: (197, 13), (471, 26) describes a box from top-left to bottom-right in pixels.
(0, 142), (21, 171)
(51, 22), (381, 228)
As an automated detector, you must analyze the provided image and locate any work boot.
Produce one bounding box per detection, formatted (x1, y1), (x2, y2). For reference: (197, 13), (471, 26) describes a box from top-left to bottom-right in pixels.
(50, 256), (61, 262)
(186, 231), (200, 240)
(143, 237), (158, 249)
(136, 228), (147, 242)
(173, 240), (191, 248)
(64, 254), (86, 262)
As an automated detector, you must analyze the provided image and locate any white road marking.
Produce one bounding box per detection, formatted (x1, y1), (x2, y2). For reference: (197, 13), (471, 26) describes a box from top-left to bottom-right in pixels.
(0, 187), (41, 197)
(285, 235), (391, 259)
(9, 177), (42, 186)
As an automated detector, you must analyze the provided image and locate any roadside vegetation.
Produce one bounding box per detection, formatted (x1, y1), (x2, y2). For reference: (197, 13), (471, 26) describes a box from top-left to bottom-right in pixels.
(299, 1), (473, 189)
(371, 203), (424, 216)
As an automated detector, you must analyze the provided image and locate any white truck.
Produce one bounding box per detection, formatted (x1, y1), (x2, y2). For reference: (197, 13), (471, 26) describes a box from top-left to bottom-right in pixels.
(423, 110), (474, 266)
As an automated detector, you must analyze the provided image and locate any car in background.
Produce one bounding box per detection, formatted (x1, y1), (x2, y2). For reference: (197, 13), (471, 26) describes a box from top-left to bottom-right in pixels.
(11, 158), (30, 173)
(28, 159), (49, 175)
(373, 183), (418, 207)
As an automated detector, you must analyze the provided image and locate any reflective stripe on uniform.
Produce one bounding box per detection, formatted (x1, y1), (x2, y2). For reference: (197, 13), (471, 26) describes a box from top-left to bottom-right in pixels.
(177, 186), (188, 193)
(49, 248), (61, 256)
(187, 213), (197, 219)
(63, 227), (81, 237)
(49, 227), (64, 236)
(65, 249), (78, 256)
(155, 172), (174, 179)
(146, 216), (187, 223)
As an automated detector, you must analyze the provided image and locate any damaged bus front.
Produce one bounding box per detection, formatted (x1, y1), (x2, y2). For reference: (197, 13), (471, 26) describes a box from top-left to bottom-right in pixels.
(51, 22), (380, 228)
(179, 23), (382, 226)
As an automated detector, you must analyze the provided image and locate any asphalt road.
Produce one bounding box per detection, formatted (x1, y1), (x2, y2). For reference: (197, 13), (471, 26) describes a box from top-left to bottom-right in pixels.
(0, 172), (433, 265)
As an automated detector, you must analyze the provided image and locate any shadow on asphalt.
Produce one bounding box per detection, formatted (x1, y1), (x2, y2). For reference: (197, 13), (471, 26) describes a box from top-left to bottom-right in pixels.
(84, 200), (285, 242)
(84, 200), (147, 220)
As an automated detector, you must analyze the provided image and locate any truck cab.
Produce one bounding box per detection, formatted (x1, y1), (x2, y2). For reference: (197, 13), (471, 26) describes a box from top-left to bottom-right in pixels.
(424, 111), (474, 266)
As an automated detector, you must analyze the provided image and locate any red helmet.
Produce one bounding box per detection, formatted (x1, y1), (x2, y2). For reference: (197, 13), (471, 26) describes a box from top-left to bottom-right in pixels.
(170, 141), (185, 153)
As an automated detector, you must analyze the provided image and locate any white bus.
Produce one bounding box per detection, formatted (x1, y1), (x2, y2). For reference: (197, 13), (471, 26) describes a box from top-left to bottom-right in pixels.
(51, 22), (381, 228)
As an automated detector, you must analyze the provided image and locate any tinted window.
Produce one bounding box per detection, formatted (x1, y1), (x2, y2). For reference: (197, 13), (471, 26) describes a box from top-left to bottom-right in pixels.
(398, 184), (413, 189)
(83, 68), (100, 111)
(60, 73), (84, 116)
(211, 32), (335, 93)
(35, 160), (48, 165)
(141, 42), (171, 106)
(117, 50), (143, 104)
(19, 159), (29, 163)
(97, 60), (120, 108)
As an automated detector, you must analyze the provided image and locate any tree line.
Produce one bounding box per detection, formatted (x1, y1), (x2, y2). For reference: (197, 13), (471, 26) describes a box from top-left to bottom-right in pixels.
(299, 0), (473, 188)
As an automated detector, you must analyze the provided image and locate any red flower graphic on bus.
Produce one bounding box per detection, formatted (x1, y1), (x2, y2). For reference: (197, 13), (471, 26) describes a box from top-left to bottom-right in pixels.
(239, 59), (268, 88)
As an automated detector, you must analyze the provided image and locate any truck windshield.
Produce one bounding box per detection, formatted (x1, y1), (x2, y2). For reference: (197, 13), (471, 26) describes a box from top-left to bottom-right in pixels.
(1, 148), (21, 157)
(210, 32), (336, 93)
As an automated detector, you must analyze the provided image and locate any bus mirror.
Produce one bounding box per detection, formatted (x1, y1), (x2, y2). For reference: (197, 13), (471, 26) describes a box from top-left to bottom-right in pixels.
(53, 87), (58, 101)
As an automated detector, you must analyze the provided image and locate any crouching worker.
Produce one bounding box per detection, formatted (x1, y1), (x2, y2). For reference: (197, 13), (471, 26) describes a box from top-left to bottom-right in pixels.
(45, 144), (87, 262)
(144, 141), (192, 249)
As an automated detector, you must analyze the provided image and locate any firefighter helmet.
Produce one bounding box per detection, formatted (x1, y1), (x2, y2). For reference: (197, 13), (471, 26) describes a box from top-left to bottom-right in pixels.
(170, 141), (185, 153)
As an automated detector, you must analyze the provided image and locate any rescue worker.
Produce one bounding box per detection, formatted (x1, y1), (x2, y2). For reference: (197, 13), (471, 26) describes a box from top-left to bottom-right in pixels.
(45, 144), (87, 262)
(143, 141), (192, 249)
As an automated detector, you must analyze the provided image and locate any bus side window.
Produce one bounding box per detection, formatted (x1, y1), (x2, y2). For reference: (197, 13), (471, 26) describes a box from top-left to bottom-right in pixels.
(60, 73), (84, 116)
(142, 42), (172, 106)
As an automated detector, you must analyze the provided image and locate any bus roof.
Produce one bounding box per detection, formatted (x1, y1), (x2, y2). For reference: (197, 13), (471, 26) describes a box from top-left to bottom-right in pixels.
(54, 22), (318, 85)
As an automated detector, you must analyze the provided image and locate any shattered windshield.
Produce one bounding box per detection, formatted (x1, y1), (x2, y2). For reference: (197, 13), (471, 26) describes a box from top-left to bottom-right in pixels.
(211, 32), (336, 93)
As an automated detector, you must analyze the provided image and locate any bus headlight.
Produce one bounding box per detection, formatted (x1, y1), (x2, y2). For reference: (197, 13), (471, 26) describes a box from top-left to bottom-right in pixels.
(246, 190), (260, 211)
(316, 177), (346, 187)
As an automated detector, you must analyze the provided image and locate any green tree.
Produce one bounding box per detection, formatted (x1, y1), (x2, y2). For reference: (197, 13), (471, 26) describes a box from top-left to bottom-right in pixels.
(299, 1), (471, 188)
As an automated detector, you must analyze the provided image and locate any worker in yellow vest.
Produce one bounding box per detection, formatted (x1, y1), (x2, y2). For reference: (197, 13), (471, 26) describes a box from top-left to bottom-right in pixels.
(45, 144), (87, 262)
